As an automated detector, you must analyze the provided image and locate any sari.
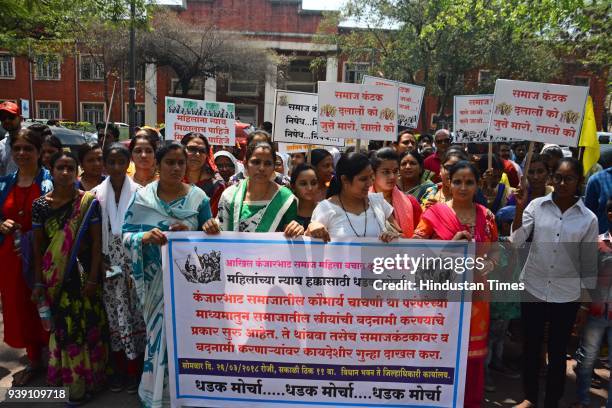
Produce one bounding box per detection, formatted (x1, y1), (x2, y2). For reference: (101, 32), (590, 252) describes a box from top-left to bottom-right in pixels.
(31, 191), (108, 399)
(415, 202), (498, 408)
(399, 171), (436, 202)
(123, 181), (212, 408)
(370, 185), (420, 237)
(217, 179), (297, 232)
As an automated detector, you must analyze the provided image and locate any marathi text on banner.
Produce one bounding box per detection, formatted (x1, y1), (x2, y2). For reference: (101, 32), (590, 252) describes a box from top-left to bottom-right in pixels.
(273, 90), (344, 147)
(362, 75), (425, 129)
(162, 232), (471, 408)
(317, 81), (398, 142)
(453, 95), (495, 143)
(486, 79), (589, 146)
(165, 96), (236, 145)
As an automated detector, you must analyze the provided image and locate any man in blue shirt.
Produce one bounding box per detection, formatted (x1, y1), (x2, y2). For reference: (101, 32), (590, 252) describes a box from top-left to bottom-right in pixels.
(585, 166), (612, 233)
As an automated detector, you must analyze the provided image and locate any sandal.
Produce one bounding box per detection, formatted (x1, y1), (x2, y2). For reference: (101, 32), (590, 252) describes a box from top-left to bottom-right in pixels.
(11, 365), (40, 387)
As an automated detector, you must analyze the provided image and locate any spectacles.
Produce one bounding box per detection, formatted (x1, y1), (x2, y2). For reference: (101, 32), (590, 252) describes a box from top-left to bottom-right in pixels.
(552, 174), (579, 184)
(186, 146), (208, 155)
(435, 138), (451, 145)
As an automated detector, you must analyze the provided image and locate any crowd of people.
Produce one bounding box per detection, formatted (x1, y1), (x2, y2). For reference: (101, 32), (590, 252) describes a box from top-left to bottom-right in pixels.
(0, 99), (611, 408)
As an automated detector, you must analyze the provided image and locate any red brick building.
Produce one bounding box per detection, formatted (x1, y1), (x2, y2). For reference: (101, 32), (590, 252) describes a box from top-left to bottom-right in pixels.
(0, 0), (608, 132)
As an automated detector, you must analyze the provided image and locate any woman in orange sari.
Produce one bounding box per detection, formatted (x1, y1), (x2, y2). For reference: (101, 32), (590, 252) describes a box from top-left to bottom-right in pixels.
(415, 160), (498, 408)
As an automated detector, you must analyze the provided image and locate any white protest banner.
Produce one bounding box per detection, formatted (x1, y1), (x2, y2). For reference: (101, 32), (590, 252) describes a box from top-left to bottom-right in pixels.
(453, 95), (494, 143)
(162, 232), (472, 408)
(318, 81), (398, 142)
(277, 143), (333, 155)
(362, 75), (425, 129)
(273, 90), (344, 147)
(165, 96), (236, 145)
(487, 79), (589, 146)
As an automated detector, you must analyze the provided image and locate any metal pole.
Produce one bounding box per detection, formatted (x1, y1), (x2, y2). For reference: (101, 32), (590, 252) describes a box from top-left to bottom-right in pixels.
(128, 0), (136, 138)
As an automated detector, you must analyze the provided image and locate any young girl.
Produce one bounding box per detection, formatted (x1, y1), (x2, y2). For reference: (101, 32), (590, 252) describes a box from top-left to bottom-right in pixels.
(91, 143), (146, 393)
(290, 163), (318, 229)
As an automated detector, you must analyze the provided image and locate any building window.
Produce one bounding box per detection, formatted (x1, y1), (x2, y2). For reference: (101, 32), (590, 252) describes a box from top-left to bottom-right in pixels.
(80, 55), (104, 81)
(228, 80), (259, 96)
(343, 62), (369, 83)
(81, 103), (105, 125)
(236, 105), (257, 126)
(35, 56), (60, 80)
(574, 76), (590, 87)
(37, 101), (61, 120)
(170, 78), (203, 96)
(0, 55), (15, 79)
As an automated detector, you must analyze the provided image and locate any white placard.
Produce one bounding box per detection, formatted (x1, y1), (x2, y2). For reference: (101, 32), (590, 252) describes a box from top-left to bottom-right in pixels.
(272, 90), (344, 147)
(453, 95), (494, 143)
(165, 96), (235, 145)
(362, 75), (425, 129)
(487, 79), (589, 146)
(163, 232), (472, 408)
(318, 82), (398, 142)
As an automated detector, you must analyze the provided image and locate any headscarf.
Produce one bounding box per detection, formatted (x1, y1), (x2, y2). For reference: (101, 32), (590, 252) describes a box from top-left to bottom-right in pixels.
(276, 152), (290, 176)
(214, 150), (240, 177)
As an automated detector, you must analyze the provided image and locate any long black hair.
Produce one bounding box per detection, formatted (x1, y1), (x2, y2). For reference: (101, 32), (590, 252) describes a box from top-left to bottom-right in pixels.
(327, 152), (371, 198)
(370, 147), (399, 171)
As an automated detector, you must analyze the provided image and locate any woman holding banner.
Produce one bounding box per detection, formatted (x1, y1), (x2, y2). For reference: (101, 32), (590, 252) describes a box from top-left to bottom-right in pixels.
(370, 147), (421, 237)
(202, 141), (303, 237)
(414, 160), (498, 408)
(180, 132), (225, 216)
(123, 143), (212, 408)
(306, 152), (399, 242)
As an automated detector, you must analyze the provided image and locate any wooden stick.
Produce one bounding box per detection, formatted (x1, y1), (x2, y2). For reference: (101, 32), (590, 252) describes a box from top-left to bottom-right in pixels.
(522, 141), (535, 178)
(356, 139), (362, 153)
(487, 142), (493, 170)
(307, 144), (312, 164)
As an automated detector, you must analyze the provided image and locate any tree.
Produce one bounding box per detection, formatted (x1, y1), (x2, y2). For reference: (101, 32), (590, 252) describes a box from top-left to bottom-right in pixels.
(316, 0), (607, 122)
(139, 10), (284, 98)
(0, 0), (147, 55)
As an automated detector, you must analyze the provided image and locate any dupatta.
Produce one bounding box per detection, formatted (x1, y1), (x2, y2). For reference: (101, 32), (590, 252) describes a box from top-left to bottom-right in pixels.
(421, 202), (489, 242)
(370, 185), (414, 237)
(221, 179), (296, 232)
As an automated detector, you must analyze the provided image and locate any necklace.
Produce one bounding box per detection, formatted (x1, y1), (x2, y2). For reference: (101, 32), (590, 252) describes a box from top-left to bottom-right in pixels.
(339, 195), (367, 237)
(134, 172), (156, 186)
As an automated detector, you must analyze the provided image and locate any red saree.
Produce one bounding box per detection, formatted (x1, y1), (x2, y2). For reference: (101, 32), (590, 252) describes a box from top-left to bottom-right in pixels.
(415, 202), (498, 408)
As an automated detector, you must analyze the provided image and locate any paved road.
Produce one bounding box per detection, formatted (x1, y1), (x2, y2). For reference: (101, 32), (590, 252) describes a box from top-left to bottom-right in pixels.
(0, 302), (609, 407)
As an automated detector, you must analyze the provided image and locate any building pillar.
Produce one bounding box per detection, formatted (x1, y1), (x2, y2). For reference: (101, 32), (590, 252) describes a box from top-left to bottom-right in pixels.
(205, 77), (217, 101)
(264, 62), (277, 123)
(326, 55), (338, 82)
(144, 63), (157, 126)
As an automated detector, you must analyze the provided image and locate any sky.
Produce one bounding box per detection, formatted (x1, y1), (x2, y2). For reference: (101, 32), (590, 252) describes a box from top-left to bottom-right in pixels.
(302, 0), (345, 11)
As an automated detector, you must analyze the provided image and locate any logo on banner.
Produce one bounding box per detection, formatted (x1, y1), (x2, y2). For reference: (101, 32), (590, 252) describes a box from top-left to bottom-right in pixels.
(175, 249), (221, 284)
